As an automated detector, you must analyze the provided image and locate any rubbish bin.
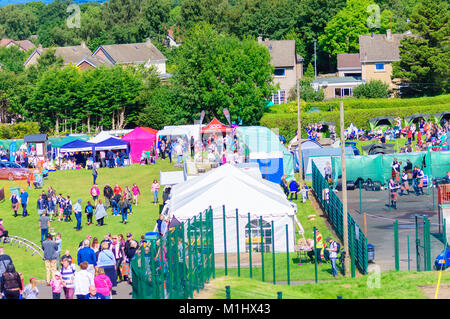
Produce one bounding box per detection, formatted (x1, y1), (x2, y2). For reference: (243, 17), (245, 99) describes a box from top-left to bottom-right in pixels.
(367, 244), (375, 263)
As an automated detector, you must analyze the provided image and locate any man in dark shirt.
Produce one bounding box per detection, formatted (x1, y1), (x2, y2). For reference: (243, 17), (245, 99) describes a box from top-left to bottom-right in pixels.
(85, 285), (105, 299)
(20, 188), (29, 217)
(0, 247), (13, 287)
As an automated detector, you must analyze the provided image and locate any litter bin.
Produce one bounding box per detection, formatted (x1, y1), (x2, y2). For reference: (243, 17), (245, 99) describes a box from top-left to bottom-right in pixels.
(367, 244), (375, 263)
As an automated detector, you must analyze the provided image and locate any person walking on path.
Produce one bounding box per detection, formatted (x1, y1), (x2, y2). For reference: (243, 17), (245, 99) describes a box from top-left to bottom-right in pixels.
(0, 219), (9, 244)
(47, 193), (56, 221)
(0, 247), (13, 288)
(73, 198), (83, 231)
(125, 187), (133, 215)
(20, 188), (29, 217)
(78, 239), (97, 275)
(42, 234), (58, 286)
(111, 235), (125, 283)
(49, 271), (64, 299)
(94, 199), (107, 226)
(10, 192), (19, 217)
(92, 164), (98, 185)
(0, 264), (23, 299)
(23, 277), (39, 299)
(131, 184), (141, 206)
(151, 179), (160, 204)
(60, 258), (76, 299)
(90, 184), (100, 206)
(39, 210), (50, 244)
(74, 261), (94, 299)
(325, 237), (338, 278)
(37, 195), (46, 216)
(94, 267), (113, 299)
(97, 242), (117, 290)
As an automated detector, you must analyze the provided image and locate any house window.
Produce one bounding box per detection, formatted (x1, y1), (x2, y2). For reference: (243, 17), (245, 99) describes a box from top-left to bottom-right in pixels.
(334, 87), (353, 98)
(272, 90), (286, 104)
(375, 63), (385, 71)
(274, 68), (286, 77)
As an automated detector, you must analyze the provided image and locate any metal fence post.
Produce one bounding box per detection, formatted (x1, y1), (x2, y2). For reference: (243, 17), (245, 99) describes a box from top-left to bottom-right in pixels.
(426, 217), (431, 271)
(286, 224), (290, 285)
(225, 285), (231, 299)
(350, 223), (355, 278)
(194, 215), (199, 293)
(313, 227), (318, 283)
(223, 205), (228, 276)
(181, 222), (187, 298)
(236, 209), (240, 277)
(394, 219), (399, 271)
(271, 220), (276, 285)
(248, 213), (252, 279)
(260, 216), (265, 282)
(200, 212), (204, 289)
(210, 207), (215, 279)
(188, 218), (193, 299)
(277, 291), (282, 299)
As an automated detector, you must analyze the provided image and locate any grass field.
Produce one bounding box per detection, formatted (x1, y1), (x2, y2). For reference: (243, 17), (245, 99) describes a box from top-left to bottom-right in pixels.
(0, 160), (180, 282)
(0, 161), (339, 288)
(200, 271), (450, 299)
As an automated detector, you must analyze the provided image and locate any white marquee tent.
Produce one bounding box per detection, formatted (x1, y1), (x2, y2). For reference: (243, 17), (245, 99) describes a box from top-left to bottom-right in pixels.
(168, 164), (303, 253)
(88, 131), (120, 144)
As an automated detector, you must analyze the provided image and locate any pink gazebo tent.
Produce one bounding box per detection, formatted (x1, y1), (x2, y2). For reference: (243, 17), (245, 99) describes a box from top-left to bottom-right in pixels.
(121, 127), (158, 164)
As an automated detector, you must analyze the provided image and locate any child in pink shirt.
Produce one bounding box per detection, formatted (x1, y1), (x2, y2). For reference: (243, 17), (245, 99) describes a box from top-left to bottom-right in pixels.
(94, 268), (113, 299)
(50, 271), (64, 299)
(131, 184), (141, 206)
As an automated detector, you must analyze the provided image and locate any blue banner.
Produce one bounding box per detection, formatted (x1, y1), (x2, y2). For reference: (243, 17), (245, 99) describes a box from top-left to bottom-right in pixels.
(9, 141), (16, 162)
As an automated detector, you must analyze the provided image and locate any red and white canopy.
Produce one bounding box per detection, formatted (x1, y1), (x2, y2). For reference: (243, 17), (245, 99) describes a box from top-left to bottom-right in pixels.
(200, 117), (232, 134)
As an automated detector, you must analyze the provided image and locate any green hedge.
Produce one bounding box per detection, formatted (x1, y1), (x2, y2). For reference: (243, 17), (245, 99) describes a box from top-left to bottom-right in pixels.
(303, 94), (450, 111)
(0, 122), (40, 139)
(260, 104), (450, 140)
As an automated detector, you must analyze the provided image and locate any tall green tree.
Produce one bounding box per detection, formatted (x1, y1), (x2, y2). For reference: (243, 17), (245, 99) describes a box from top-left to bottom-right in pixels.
(392, 0), (450, 96)
(171, 23), (274, 125)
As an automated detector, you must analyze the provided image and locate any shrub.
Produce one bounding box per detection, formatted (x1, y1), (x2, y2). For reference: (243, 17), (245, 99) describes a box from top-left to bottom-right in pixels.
(0, 122), (40, 139)
(353, 80), (390, 99)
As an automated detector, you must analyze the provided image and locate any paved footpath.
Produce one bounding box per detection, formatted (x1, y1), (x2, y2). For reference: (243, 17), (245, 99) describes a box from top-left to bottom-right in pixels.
(35, 280), (133, 299)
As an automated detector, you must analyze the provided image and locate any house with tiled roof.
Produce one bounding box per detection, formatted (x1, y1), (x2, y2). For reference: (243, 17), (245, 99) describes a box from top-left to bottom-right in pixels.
(23, 42), (95, 68)
(258, 37), (304, 105)
(313, 29), (415, 99)
(92, 39), (169, 76)
(0, 39), (35, 51)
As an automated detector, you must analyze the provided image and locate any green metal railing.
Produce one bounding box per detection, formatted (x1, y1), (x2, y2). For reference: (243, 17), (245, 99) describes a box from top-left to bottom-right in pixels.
(312, 161), (369, 274)
(130, 207), (215, 299)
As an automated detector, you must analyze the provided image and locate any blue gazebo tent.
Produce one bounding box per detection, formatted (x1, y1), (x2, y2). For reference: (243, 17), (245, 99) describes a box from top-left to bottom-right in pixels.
(94, 137), (129, 151)
(59, 139), (95, 153)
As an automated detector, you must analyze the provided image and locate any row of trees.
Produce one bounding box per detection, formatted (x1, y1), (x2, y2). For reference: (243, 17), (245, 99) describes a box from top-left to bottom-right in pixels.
(0, 0), (420, 72)
(0, 23), (275, 133)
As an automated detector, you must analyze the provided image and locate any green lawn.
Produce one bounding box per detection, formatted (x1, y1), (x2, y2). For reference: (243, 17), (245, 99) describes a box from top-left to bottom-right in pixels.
(0, 160), (180, 282)
(203, 271), (450, 299)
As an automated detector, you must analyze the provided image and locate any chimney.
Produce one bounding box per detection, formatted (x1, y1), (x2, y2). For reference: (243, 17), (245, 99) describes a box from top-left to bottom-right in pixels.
(386, 29), (392, 40)
(257, 36), (262, 43)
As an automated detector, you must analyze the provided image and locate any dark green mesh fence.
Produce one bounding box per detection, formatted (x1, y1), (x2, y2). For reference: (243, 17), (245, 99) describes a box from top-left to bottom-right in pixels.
(312, 161), (368, 274)
(131, 208), (215, 299)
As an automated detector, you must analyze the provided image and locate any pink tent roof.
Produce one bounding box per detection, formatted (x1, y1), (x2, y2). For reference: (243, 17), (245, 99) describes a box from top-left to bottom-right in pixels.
(121, 127), (158, 164)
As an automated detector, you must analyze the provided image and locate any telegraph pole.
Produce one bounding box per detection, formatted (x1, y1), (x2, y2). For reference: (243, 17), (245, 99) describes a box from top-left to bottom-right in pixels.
(297, 78), (304, 188)
(340, 101), (350, 275)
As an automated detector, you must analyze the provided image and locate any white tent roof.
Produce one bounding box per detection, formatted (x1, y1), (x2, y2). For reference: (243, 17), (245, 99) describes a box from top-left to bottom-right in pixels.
(89, 131), (119, 144)
(169, 164), (295, 220)
(157, 127), (190, 138)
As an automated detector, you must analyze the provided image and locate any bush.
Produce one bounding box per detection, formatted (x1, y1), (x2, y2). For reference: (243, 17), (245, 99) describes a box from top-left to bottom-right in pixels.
(0, 122), (40, 139)
(303, 94), (450, 111)
(353, 80), (390, 99)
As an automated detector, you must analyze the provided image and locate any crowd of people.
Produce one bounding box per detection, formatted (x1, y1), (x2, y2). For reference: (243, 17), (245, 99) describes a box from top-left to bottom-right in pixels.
(0, 230), (145, 299)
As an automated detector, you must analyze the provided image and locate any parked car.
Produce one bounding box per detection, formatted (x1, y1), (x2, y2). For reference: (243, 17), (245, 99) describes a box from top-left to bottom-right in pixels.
(0, 161), (32, 181)
(434, 248), (450, 270)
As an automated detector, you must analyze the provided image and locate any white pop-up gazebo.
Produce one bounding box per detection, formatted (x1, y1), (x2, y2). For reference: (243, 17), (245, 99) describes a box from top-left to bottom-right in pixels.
(168, 164), (303, 253)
